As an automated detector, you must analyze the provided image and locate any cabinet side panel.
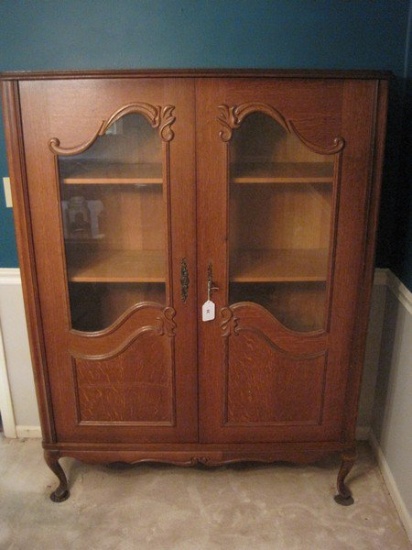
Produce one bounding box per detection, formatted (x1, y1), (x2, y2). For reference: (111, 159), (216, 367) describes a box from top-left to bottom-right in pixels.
(343, 79), (389, 440)
(1, 81), (55, 442)
(324, 79), (387, 441)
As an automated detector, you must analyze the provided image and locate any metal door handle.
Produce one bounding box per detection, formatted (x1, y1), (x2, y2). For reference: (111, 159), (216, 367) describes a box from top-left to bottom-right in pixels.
(207, 263), (219, 300)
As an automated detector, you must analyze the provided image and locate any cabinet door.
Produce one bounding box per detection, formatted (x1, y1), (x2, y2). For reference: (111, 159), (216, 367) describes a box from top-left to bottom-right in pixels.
(197, 78), (380, 443)
(19, 78), (198, 443)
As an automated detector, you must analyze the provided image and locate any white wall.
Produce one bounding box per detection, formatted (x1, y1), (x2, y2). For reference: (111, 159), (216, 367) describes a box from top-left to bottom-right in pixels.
(371, 272), (412, 540)
(0, 269), (40, 437)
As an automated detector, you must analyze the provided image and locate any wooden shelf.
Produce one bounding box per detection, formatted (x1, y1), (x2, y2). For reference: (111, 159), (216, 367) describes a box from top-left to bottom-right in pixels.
(230, 249), (329, 283)
(231, 162), (334, 184)
(67, 249), (165, 283)
(60, 161), (163, 185)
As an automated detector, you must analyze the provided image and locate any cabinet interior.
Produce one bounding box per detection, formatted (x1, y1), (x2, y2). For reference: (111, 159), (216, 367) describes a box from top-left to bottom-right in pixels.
(229, 112), (334, 332)
(59, 113), (166, 331)
(58, 109), (336, 333)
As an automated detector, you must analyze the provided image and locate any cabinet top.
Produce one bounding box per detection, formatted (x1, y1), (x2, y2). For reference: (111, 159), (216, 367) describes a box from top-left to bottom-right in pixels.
(0, 68), (392, 81)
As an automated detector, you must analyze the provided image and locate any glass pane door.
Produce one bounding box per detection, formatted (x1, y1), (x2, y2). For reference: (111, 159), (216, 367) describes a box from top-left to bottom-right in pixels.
(229, 112), (334, 332)
(58, 113), (166, 332)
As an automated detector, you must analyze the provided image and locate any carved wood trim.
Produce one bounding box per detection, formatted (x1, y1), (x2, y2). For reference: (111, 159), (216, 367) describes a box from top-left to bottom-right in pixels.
(71, 303), (172, 339)
(71, 326), (161, 362)
(48, 103), (176, 155)
(217, 102), (345, 155)
(233, 327), (327, 361)
(221, 306), (238, 337)
(48, 120), (106, 156)
(221, 304), (327, 345)
(221, 306), (326, 360)
(218, 102), (289, 141)
(288, 121), (345, 155)
(70, 306), (176, 361)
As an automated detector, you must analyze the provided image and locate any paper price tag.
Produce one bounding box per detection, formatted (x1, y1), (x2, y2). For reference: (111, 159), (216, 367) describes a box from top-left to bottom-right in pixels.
(202, 299), (215, 322)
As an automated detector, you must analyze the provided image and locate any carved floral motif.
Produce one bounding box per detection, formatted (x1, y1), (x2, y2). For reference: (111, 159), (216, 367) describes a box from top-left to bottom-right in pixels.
(220, 307), (239, 337)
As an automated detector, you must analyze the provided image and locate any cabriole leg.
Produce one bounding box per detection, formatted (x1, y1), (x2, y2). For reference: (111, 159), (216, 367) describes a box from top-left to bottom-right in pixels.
(44, 451), (70, 502)
(334, 449), (357, 506)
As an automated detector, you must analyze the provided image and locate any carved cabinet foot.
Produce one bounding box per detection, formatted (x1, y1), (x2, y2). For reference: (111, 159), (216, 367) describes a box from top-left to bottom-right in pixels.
(334, 449), (356, 506)
(44, 451), (70, 502)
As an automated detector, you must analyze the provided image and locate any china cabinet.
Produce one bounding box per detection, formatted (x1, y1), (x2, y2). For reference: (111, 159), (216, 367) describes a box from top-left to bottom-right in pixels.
(0, 69), (389, 503)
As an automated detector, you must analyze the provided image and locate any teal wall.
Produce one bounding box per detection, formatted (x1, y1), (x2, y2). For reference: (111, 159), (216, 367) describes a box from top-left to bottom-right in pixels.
(0, 0), (411, 281)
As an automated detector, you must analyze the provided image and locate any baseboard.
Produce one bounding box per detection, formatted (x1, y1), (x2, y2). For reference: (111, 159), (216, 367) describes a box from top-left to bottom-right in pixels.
(15, 425), (42, 439)
(369, 431), (412, 542)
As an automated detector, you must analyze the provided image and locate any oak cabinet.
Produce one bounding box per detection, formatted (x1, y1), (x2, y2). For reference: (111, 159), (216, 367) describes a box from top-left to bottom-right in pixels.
(0, 70), (389, 503)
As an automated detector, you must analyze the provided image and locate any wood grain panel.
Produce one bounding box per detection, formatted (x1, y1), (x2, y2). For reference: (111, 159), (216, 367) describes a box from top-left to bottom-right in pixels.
(229, 180), (332, 252)
(73, 328), (174, 424)
(226, 328), (326, 425)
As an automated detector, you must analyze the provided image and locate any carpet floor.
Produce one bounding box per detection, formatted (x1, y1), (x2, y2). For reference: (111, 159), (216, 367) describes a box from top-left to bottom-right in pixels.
(0, 437), (410, 549)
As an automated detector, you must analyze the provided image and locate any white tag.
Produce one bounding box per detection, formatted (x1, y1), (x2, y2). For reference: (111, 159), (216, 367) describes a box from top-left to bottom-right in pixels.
(202, 299), (215, 322)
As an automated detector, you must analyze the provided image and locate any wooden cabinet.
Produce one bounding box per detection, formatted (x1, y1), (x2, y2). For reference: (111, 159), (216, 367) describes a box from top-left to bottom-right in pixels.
(1, 70), (389, 503)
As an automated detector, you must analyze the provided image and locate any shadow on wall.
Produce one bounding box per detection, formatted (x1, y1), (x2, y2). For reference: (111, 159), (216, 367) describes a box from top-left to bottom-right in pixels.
(371, 290), (404, 440)
(371, 281), (412, 521)
(391, 78), (412, 287)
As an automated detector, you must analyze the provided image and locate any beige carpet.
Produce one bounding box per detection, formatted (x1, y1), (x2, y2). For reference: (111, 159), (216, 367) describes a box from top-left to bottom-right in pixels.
(0, 437), (409, 549)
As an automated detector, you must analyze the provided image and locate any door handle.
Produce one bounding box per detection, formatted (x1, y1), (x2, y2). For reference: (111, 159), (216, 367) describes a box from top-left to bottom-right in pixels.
(207, 263), (219, 301)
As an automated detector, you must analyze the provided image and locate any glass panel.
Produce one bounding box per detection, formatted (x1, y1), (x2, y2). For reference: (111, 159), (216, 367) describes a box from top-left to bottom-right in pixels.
(229, 112), (334, 332)
(59, 113), (165, 332)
